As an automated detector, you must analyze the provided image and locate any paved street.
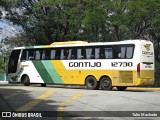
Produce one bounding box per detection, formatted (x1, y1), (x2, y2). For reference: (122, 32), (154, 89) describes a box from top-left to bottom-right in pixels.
(0, 84), (160, 120)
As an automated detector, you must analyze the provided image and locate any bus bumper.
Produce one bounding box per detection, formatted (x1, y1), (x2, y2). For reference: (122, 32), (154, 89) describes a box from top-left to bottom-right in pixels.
(135, 78), (155, 86)
(7, 74), (20, 83)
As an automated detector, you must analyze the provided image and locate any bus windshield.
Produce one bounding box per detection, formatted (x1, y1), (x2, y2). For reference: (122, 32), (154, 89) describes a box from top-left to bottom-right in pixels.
(8, 50), (21, 73)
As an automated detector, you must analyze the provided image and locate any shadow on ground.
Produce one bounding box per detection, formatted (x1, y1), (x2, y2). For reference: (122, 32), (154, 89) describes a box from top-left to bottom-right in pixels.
(0, 85), (108, 120)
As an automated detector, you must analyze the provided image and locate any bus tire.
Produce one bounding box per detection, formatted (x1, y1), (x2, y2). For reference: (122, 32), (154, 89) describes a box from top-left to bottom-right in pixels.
(116, 86), (127, 91)
(41, 83), (46, 87)
(23, 75), (30, 86)
(85, 76), (99, 90)
(100, 77), (112, 90)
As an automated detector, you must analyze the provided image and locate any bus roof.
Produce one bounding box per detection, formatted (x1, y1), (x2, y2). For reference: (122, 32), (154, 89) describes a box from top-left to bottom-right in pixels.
(13, 39), (152, 50)
(51, 41), (88, 45)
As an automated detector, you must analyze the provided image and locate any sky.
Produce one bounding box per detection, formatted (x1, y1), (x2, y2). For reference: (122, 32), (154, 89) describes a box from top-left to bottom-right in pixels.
(0, 7), (21, 41)
(0, 20), (20, 40)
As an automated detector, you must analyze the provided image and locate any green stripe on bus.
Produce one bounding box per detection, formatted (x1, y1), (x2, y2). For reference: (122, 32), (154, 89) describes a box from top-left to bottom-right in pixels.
(41, 61), (64, 84)
(34, 46), (43, 48)
(32, 61), (54, 83)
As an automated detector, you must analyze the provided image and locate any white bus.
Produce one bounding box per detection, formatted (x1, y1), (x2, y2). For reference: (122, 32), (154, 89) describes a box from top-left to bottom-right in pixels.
(7, 40), (155, 90)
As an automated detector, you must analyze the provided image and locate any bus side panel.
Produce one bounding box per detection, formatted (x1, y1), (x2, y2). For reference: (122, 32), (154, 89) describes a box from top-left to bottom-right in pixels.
(61, 60), (137, 86)
(29, 60), (64, 84)
(51, 60), (77, 84)
(19, 61), (44, 83)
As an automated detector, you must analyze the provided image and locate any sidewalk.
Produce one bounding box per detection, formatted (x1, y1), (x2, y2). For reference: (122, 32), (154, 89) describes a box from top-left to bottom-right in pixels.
(0, 81), (11, 111)
(0, 81), (12, 112)
(0, 81), (8, 85)
(0, 88), (12, 112)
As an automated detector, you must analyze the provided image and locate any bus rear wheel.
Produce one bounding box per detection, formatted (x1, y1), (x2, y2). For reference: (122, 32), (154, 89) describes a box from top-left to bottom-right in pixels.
(100, 77), (112, 90)
(22, 75), (30, 86)
(116, 86), (127, 91)
(85, 76), (99, 90)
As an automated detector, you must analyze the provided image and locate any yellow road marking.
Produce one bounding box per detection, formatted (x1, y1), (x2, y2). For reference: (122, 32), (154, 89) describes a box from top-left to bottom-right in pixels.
(127, 87), (160, 91)
(57, 92), (82, 120)
(16, 91), (53, 111)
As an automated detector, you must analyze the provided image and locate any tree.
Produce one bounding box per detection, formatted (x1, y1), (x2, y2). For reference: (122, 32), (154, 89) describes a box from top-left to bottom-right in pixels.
(0, 0), (160, 47)
(1, 0), (92, 44)
(0, 0), (160, 85)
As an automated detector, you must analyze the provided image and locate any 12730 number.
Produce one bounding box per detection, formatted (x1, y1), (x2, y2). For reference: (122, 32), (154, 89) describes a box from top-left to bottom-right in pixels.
(111, 62), (133, 67)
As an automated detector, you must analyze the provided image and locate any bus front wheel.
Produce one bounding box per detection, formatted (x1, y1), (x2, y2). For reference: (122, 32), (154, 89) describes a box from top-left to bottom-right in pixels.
(116, 86), (127, 91)
(85, 76), (99, 90)
(22, 75), (30, 86)
(100, 77), (112, 90)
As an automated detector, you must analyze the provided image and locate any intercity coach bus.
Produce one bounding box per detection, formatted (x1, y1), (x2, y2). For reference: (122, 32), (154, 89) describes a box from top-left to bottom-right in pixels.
(7, 40), (155, 90)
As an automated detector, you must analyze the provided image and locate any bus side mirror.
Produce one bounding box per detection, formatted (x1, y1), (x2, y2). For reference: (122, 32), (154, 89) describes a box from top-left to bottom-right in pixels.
(4, 57), (6, 63)
(3, 56), (8, 63)
(3, 57), (8, 72)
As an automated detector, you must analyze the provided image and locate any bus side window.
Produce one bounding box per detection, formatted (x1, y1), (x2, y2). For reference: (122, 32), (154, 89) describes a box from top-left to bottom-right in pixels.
(28, 50), (35, 60)
(21, 50), (27, 60)
(34, 50), (41, 60)
(42, 50), (45, 60)
(71, 48), (77, 59)
(120, 47), (126, 58)
(100, 47), (105, 59)
(77, 48), (86, 59)
(55, 49), (61, 60)
(113, 46), (120, 59)
(67, 49), (72, 59)
(77, 49), (82, 59)
(21, 50), (31, 60)
(86, 48), (94, 59)
(91, 48), (95, 59)
(95, 48), (100, 59)
(60, 49), (66, 60)
(42, 49), (51, 60)
(104, 48), (113, 59)
(51, 49), (56, 60)
(126, 46), (134, 58)
(60, 48), (71, 60)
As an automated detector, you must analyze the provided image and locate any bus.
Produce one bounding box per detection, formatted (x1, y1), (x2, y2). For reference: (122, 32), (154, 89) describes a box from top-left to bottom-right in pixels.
(7, 40), (155, 91)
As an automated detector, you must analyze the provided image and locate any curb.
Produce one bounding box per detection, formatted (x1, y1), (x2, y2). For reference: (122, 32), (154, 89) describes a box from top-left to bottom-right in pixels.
(0, 81), (9, 85)
(127, 87), (160, 91)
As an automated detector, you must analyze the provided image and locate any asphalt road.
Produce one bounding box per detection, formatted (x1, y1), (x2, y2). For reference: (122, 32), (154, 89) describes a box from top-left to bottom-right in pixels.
(0, 84), (160, 120)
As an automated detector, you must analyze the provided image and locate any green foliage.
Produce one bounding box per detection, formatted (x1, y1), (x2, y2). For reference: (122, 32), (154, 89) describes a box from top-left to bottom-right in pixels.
(1, 0), (159, 43)
(0, 41), (6, 73)
(0, 0), (160, 78)
(155, 62), (160, 87)
(0, 58), (5, 73)
(0, 0), (160, 59)
(0, 11), (2, 19)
